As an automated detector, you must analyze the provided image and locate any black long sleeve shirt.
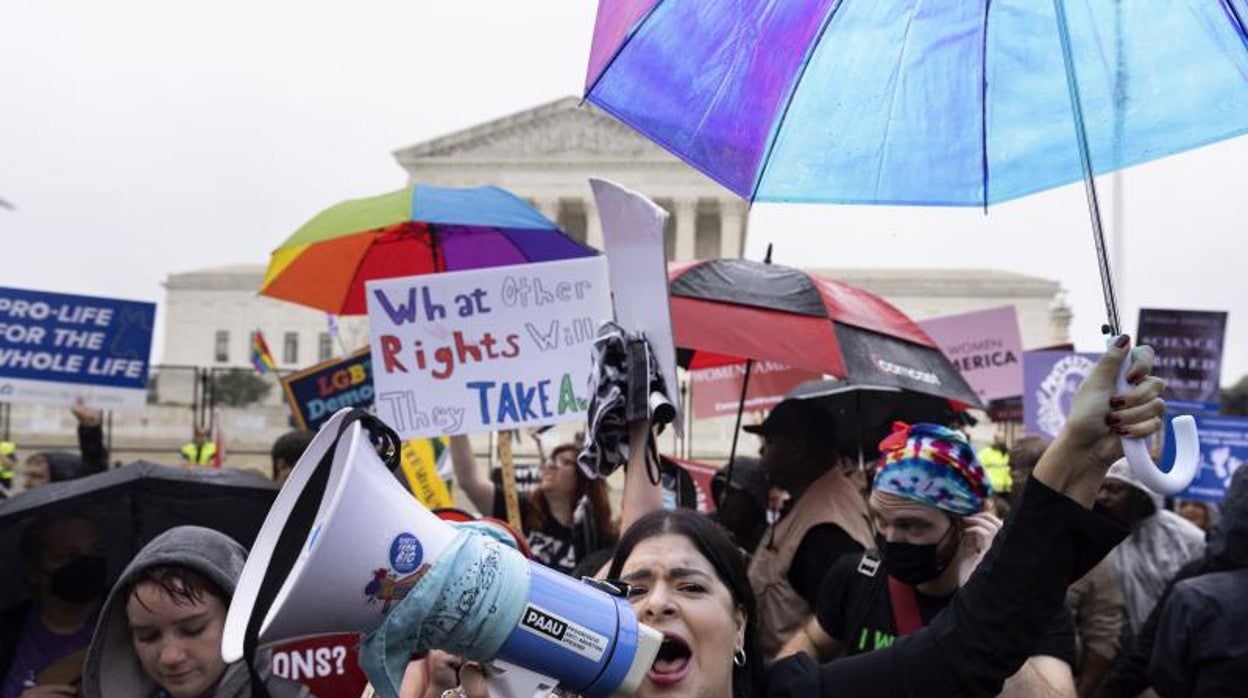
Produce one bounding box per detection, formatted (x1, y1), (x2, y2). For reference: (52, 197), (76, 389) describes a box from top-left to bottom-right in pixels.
(764, 479), (1126, 697)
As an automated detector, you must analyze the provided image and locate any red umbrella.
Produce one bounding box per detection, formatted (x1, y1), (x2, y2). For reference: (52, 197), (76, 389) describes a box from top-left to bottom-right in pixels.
(668, 258), (980, 408)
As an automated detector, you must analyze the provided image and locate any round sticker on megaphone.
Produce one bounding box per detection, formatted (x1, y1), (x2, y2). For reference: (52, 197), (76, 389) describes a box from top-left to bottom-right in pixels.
(362, 533), (430, 613)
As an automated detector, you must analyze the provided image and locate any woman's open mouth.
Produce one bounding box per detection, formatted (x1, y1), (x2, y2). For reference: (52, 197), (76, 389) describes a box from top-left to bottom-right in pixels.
(647, 633), (692, 686)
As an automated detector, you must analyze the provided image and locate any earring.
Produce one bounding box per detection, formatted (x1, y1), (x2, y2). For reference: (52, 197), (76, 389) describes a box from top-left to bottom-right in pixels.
(733, 647), (747, 667)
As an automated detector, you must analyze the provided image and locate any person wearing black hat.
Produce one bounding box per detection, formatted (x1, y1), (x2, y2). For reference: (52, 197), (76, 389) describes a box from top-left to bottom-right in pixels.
(712, 456), (770, 553)
(743, 398), (874, 658)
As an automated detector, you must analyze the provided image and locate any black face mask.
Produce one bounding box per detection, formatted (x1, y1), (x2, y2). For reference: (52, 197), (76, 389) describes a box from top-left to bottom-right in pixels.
(878, 520), (960, 586)
(47, 554), (107, 603)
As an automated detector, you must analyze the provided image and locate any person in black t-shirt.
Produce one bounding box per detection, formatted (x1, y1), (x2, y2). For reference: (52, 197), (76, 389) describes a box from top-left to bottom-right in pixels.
(449, 434), (616, 575)
(779, 422), (1078, 694)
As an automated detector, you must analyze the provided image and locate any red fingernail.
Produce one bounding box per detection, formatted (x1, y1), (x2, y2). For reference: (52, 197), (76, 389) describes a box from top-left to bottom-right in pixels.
(1110, 397), (1126, 409)
(1106, 414), (1120, 426)
(1115, 334), (1130, 349)
(1127, 372), (1144, 385)
(1114, 425), (1130, 435)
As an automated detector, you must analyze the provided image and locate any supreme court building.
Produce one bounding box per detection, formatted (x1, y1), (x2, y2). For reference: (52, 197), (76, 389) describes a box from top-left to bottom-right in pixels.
(149, 97), (1071, 464)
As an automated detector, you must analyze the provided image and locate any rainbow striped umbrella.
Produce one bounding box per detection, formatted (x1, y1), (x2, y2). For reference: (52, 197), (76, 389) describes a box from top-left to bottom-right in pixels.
(261, 184), (595, 314)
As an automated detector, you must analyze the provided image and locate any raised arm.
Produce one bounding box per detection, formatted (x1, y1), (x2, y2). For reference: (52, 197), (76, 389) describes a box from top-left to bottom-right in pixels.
(449, 434), (496, 516)
(616, 421), (664, 537)
(1032, 338), (1163, 508)
(72, 397), (108, 473)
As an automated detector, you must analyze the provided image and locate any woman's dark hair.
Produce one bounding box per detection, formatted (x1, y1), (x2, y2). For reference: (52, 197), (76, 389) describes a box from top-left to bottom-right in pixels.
(526, 443), (617, 545)
(127, 565), (227, 612)
(606, 508), (762, 698)
(270, 429), (315, 480)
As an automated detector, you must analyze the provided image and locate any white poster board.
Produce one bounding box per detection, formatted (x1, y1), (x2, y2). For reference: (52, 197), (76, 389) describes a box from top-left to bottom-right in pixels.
(366, 258), (612, 439)
(590, 178), (683, 435)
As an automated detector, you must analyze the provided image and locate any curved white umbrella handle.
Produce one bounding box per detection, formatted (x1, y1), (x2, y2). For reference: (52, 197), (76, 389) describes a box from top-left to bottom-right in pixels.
(1112, 340), (1201, 495)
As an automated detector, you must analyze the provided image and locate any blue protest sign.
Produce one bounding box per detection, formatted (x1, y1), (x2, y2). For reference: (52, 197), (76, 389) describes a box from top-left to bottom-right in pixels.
(1179, 414), (1248, 503)
(280, 348), (374, 430)
(0, 287), (155, 410)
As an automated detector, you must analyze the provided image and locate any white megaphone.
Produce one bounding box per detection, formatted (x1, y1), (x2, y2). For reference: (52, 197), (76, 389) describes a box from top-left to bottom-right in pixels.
(222, 408), (661, 698)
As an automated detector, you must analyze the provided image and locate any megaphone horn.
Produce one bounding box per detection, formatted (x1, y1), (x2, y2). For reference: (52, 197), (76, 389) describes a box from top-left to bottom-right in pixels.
(223, 408), (660, 698)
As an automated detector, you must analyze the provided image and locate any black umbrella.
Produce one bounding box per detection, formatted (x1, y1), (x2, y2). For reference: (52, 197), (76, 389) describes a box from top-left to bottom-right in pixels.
(784, 379), (961, 464)
(0, 461), (277, 609)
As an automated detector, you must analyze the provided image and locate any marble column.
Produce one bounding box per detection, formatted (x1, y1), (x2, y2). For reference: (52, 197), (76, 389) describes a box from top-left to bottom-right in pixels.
(584, 196), (604, 250)
(674, 198), (696, 261)
(719, 199), (744, 258)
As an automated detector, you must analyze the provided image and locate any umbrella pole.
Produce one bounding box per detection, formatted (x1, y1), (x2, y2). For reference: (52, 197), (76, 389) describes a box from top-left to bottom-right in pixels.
(1053, 0), (1123, 336)
(721, 359), (755, 510)
(856, 391), (864, 471)
(684, 380), (693, 459)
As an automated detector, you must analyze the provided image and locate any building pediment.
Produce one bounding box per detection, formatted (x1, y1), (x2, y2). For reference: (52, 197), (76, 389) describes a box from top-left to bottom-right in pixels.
(393, 97), (674, 162)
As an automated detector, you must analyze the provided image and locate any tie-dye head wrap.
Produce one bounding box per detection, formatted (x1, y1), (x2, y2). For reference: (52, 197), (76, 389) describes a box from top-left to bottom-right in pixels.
(872, 422), (992, 515)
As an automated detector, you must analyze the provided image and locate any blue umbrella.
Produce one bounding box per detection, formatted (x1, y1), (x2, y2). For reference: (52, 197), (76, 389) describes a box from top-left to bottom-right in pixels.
(586, 0), (1248, 330)
(587, 0), (1248, 205)
(585, 0), (1230, 490)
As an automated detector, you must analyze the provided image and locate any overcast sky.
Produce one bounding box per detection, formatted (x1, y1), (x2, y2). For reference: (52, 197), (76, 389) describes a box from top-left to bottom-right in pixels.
(3, 1), (1245, 384)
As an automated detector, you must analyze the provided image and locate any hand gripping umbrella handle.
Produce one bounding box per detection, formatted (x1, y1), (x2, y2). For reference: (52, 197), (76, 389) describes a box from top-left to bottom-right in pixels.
(1111, 339), (1201, 495)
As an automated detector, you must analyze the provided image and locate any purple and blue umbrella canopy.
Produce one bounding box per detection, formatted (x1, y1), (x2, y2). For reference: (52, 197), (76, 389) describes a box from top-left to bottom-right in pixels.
(586, 0), (1248, 208)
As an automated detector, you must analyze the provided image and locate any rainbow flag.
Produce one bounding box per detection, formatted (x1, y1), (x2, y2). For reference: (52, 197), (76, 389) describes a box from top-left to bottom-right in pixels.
(250, 330), (277, 374)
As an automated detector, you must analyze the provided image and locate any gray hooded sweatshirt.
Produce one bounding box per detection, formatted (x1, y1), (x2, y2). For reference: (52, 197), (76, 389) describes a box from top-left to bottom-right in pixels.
(81, 526), (309, 698)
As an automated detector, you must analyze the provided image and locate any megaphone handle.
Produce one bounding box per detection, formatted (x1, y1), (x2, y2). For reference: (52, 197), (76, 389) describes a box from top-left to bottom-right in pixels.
(1110, 338), (1201, 495)
(483, 659), (558, 698)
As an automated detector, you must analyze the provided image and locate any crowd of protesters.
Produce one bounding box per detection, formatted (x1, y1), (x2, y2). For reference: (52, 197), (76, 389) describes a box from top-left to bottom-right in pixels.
(0, 342), (1245, 697)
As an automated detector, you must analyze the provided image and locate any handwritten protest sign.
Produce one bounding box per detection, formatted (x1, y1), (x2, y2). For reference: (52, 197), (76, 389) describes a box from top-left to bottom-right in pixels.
(0, 287), (155, 410)
(281, 348), (374, 431)
(366, 258), (612, 439)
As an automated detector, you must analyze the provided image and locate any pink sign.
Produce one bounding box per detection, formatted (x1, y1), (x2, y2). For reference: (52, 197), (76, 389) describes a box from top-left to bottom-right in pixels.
(689, 361), (821, 420)
(919, 306), (1024, 402)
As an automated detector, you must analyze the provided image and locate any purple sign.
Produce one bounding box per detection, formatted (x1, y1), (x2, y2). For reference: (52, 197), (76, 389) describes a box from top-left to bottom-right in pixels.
(1136, 308), (1227, 414)
(920, 306), (1024, 402)
(1179, 414), (1248, 503)
(1023, 350), (1100, 439)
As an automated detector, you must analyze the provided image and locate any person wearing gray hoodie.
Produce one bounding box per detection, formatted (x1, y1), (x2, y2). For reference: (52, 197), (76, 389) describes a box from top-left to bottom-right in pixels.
(81, 526), (308, 698)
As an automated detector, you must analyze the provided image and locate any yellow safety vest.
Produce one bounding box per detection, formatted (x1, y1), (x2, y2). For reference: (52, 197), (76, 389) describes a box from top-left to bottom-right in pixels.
(1, 441), (16, 482)
(978, 446), (1011, 493)
(180, 442), (218, 466)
